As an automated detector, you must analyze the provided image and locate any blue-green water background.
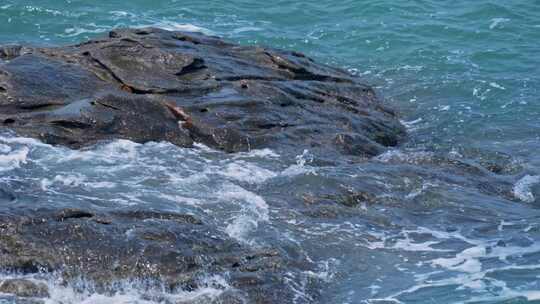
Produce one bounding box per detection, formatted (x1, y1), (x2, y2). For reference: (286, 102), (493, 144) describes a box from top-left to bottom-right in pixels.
(2, 1), (540, 303)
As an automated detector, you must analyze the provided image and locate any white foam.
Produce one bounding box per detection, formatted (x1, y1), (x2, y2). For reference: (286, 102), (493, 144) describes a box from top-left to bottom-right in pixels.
(489, 82), (506, 90)
(0, 146), (29, 172)
(513, 175), (540, 203)
(140, 21), (213, 35)
(219, 161), (277, 184)
(374, 150), (433, 164)
(63, 140), (140, 163)
(193, 142), (215, 152)
(23, 5), (63, 16)
(282, 150), (316, 176)
(109, 10), (136, 18)
(62, 25), (110, 37)
(232, 148), (280, 159)
(438, 105), (450, 111)
(41, 174), (85, 190)
(365, 227), (456, 253)
(0, 273), (232, 304)
(61, 20), (212, 38)
(489, 18), (510, 30)
(158, 194), (203, 207)
(397, 65), (423, 72)
(101, 140), (140, 160)
(392, 237), (449, 253)
(0, 144), (11, 154)
(283, 271), (314, 304)
(366, 224), (540, 303)
(219, 184), (270, 244)
(303, 258), (339, 282)
(41, 174), (116, 191)
(431, 245), (486, 273)
(473, 87), (490, 101)
(232, 26), (263, 34)
(0, 134), (50, 147)
(522, 290), (540, 300)
(400, 118), (423, 131)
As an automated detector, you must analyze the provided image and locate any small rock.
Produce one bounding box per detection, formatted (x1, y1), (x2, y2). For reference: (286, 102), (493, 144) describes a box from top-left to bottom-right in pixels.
(0, 279), (49, 298)
(0, 187), (16, 202)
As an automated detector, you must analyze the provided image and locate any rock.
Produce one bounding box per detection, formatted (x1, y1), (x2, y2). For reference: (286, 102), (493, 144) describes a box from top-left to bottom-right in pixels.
(0, 208), (315, 303)
(0, 27), (405, 157)
(0, 45), (23, 60)
(0, 186), (16, 203)
(0, 279), (49, 298)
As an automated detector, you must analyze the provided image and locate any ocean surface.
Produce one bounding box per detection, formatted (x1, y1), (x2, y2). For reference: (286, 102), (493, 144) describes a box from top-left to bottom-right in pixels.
(1, 1), (540, 303)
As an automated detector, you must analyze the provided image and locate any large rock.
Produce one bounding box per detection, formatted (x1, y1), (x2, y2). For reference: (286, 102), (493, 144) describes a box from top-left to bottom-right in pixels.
(0, 27), (405, 157)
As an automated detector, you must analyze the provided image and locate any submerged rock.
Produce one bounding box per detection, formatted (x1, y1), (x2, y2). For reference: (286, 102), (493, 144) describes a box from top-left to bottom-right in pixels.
(0, 27), (405, 157)
(0, 279), (49, 298)
(0, 207), (314, 303)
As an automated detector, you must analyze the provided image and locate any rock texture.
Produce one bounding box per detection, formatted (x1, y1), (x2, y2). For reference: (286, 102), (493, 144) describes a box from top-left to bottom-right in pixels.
(0, 28), (406, 303)
(0, 207), (315, 303)
(0, 27), (405, 157)
(0, 279), (49, 298)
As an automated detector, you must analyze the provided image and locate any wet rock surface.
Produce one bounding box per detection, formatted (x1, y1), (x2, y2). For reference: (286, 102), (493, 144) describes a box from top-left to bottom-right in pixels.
(0, 279), (49, 298)
(0, 27), (405, 156)
(0, 207), (314, 303)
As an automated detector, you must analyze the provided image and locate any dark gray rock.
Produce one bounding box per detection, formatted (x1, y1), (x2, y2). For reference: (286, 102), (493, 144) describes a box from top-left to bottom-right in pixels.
(0, 186), (16, 203)
(0, 279), (49, 298)
(0, 27), (405, 156)
(0, 45), (23, 60)
(0, 208), (314, 303)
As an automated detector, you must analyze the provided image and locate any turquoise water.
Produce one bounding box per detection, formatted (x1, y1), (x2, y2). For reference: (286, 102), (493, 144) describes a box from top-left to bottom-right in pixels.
(2, 1), (540, 303)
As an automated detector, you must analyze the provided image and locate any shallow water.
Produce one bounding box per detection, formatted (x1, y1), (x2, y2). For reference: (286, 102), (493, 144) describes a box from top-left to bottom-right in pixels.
(1, 1), (540, 303)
